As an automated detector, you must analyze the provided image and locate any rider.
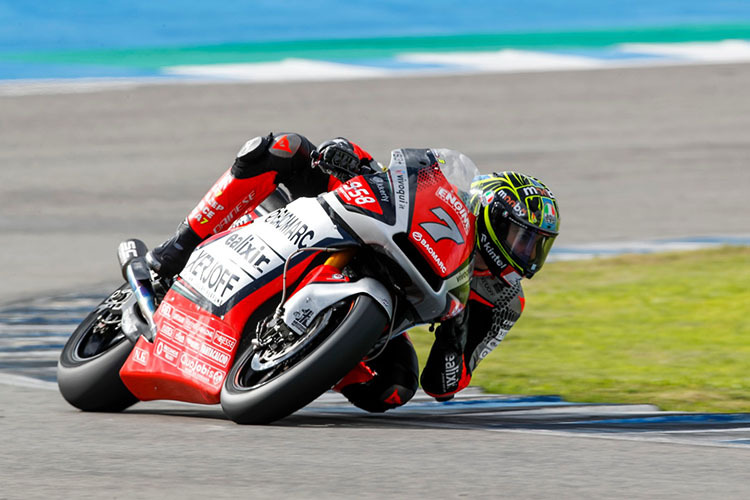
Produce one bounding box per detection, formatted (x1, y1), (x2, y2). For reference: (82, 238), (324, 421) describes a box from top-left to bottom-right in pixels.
(146, 132), (560, 412)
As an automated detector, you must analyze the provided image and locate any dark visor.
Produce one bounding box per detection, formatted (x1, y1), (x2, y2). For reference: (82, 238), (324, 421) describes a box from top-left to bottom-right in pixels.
(488, 208), (557, 277)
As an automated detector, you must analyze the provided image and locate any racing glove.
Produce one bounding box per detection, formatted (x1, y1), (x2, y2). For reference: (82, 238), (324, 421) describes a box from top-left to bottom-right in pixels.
(311, 138), (375, 181)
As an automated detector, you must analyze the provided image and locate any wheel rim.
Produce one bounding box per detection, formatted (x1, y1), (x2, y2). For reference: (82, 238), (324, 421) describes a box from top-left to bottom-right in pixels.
(233, 299), (353, 391)
(72, 288), (131, 362)
(250, 308), (333, 371)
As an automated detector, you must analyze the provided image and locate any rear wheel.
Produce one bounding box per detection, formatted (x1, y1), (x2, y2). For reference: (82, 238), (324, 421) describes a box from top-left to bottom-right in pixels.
(57, 284), (139, 412)
(221, 295), (388, 424)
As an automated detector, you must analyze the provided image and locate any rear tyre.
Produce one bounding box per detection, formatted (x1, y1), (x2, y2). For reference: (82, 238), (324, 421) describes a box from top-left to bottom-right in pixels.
(57, 285), (139, 412)
(221, 295), (388, 424)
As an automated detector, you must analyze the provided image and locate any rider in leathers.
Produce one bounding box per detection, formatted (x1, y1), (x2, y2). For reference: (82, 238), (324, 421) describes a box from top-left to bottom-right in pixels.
(147, 132), (560, 412)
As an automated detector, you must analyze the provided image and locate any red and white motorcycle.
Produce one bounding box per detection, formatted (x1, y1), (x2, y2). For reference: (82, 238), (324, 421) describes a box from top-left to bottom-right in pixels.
(58, 148), (478, 424)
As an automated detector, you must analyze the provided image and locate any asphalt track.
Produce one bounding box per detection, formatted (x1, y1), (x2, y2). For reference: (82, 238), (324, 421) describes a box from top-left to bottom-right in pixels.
(2, 64), (750, 498)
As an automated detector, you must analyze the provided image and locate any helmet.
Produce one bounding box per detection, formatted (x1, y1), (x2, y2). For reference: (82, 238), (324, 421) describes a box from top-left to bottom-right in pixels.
(470, 172), (560, 279)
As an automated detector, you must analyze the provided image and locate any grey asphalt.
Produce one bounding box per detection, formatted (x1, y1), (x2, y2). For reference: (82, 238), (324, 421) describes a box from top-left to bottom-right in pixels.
(2, 63), (750, 305)
(2, 383), (750, 499)
(2, 63), (750, 498)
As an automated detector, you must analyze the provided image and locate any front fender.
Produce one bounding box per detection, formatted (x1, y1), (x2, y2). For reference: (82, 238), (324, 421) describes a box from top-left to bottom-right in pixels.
(282, 278), (393, 335)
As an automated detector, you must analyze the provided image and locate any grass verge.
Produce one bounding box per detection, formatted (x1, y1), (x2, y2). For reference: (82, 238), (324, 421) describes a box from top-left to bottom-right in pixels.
(408, 246), (750, 412)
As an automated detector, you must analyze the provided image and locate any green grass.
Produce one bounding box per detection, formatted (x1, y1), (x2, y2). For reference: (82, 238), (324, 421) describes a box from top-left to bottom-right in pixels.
(409, 247), (750, 412)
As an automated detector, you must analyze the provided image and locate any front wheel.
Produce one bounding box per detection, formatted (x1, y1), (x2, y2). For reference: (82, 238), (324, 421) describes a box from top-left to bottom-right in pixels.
(57, 284), (139, 412)
(221, 295), (389, 424)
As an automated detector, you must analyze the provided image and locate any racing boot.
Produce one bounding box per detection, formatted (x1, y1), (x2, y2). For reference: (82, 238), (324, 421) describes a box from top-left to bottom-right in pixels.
(420, 312), (472, 401)
(146, 220), (204, 279)
(334, 335), (419, 413)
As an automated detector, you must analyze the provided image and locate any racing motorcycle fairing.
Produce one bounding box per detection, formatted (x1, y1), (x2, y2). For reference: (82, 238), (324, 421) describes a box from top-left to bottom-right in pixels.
(119, 148), (478, 405)
(120, 197), (363, 404)
(323, 148), (477, 322)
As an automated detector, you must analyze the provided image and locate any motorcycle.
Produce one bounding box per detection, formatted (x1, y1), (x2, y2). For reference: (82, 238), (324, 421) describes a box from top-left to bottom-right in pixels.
(57, 148), (478, 424)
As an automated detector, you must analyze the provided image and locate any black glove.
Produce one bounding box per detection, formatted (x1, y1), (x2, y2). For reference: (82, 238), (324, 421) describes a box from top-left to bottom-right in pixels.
(311, 138), (367, 180)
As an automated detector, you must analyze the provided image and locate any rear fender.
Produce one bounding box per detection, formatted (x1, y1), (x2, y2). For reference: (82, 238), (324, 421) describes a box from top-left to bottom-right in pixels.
(282, 278), (393, 335)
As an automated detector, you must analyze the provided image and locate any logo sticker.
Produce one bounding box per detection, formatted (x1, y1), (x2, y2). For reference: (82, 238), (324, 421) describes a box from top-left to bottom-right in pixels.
(419, 207), (464, 245)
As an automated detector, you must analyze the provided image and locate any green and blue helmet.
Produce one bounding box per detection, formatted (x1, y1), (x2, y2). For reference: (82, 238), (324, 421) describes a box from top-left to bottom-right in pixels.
(470, 172), (560, 279)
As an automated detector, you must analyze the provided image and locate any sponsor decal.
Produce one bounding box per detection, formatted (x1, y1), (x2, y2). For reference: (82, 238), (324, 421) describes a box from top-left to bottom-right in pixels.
(174, 330), (186, 345)
(370, 175), (391, 203)
(133, 347), (149, 366)
(180, 352), (225, 388)
(182, 249), (243, 305)
(212, 331), (237, 352)
(212, 192), (256, 235)
(262, 207), (316, 248)
(155, 339), (181, 367)
(118, 240), (139, 262)
(185, 335), (202, 353)
(223, 233), (272, 272)
(411, 230), (448, 274)
(268, 134), (300, 158)
(160, 303), (173, 318)
(521, 185), (555, 198)
(443, 352), (461, 388)
(272, 134), (292, 154)
(190, 173), (231, 226)
(498, 190), (527, 217)
(478, 329), (509, 361)
(292, 308), (314, 331)
(480, 233), (508, 271)
(395, 173), (408, 210)
(483, 190), (495, 204)
(160, 322), (175, 339)
(199, 343), (231, 367)
(436, 186), (471, 232)
(453, 264), (472, 287)
(419, 207), (464, 245)
(171, 309), (186, 325)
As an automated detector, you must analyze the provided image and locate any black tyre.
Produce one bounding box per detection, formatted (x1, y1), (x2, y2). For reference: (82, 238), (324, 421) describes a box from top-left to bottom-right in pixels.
(57, 284), (139, 412)
(221, 295), (389, 424)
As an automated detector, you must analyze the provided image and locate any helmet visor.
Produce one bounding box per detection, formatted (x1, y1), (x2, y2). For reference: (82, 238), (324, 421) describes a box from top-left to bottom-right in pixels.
(486, 208), (557, 277)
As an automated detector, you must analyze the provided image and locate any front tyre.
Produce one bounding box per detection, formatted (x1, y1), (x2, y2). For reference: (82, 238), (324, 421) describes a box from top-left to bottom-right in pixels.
(221, 295), (388, 424)
(57, 284), (139, 412)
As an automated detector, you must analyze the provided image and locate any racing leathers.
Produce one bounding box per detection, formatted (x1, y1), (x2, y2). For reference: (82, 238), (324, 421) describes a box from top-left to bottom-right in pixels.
(149, 132), (525, 412)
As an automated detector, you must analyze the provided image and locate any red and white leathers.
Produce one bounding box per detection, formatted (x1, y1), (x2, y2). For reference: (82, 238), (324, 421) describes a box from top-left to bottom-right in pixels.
(156, 132), (525, 411)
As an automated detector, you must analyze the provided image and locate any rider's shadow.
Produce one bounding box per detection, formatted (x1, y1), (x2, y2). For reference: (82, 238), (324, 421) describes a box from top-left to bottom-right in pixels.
(121, 396), (574, 431)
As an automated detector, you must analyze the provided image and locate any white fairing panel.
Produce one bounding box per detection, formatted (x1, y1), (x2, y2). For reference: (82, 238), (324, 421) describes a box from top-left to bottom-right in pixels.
(282, 278), (393, 335)
(180, 198), (348, 308)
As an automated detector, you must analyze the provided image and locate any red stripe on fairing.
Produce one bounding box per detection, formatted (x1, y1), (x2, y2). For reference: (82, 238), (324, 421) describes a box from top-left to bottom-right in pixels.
(225, 251), (321, 324)
(327, 175), (343, 191)
(469, 290), (495, 308)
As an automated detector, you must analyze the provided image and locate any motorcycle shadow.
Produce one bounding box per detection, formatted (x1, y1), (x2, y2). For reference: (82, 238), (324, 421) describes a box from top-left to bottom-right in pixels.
(122, 399), (501, 430)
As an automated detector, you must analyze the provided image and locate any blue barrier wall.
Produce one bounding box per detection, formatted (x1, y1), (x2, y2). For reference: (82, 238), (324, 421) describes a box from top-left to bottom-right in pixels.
(2, 0), (750, 52)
